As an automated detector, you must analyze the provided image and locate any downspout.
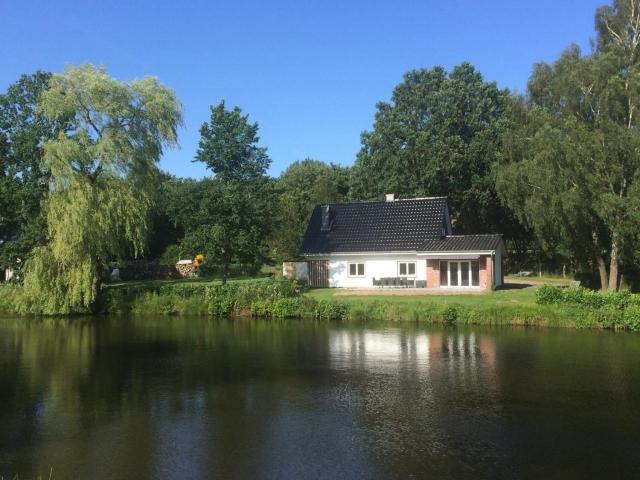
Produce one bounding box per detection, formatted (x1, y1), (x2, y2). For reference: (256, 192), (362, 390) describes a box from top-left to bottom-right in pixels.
(491, 251), (495, 290)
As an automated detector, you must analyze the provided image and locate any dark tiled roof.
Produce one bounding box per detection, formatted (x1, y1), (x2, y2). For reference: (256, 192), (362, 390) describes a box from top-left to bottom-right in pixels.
(300, 197), (449, 254)
(420, 234), (503, 252)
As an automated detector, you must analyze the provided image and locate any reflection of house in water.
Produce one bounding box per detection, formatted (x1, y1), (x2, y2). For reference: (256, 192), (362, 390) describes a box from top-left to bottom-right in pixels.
(326, 329), (502, 475)
(328, 330), (498, 388)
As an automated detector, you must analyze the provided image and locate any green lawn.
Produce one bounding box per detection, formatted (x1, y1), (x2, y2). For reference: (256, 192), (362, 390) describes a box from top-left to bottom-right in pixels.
(103, 275), (270, 290)
(305, 285), (539, 308)
(302, 284), (583, 326)
(504, 274), (573, 286)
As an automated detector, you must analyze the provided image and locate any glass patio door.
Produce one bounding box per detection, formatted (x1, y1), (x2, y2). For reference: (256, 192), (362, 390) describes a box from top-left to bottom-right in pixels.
(440, 261), (480, 287)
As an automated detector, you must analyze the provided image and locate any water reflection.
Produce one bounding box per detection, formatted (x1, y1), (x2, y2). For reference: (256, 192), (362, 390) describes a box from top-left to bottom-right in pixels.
(1, 317), (640, 479)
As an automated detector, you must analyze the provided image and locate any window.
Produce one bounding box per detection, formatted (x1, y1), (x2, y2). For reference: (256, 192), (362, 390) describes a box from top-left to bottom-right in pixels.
(349, 262), (365, 277)
(461, 263), (469, 286)
(471, 261), (480, 286)
(450, 261), (459, 285)
(398, 262), (416, 276)
(439, 261), (481, 287)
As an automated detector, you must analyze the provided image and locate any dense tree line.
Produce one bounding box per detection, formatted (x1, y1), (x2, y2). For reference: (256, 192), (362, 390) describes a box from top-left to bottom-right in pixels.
(497, 0), (640, 290)
(1, 0), (639, 313)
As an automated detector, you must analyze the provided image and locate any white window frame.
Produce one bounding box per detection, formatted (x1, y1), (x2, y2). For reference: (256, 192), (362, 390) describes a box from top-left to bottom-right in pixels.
(398, 261), (416, 277)
(440, 260), (480, 287)
(348, 262), (365, 277)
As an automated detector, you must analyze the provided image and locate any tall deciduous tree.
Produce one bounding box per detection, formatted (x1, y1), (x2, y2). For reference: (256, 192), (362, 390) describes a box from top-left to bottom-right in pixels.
(20, 65), (182, 313)
(352, 62), (517, 237)
(273, 159), (350, 260)
(194, 102), (273, 283)
(195, 101), (270, 182)
(0, 71), (67, 274)
(496, 0), (640, 291)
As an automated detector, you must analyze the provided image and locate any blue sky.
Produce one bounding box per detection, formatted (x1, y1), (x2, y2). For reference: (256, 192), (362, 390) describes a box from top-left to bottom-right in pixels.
(1, 0), (604, 178)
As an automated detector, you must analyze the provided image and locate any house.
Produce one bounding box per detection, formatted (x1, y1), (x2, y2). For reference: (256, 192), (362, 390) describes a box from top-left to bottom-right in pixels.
(284, 194), (505, 291)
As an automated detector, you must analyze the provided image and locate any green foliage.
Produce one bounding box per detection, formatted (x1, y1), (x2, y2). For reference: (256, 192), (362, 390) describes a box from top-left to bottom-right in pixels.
(159, 243), (184, 264)
(268, 297), (305, 318)
(175, 179), (274, 281)
(496, 4), (640, 290)
(196, 101), (270, 182)
(188, 102), (275, 281)
(312, 300), (348, 320)
(623, 305), (640, 332)
(20, 246), (94, 314)
(99, 282), (209, 316)
(273, 159), (351, 260)
(534, 284), (640, 330)
(442, 305), (460, 325)
(18, 65), (182, 314)
(0, 71), (68, 271)
(535, 284), (564, 304)
(205, 278), (303, 316)
(0, 284), (21, 313)
(352, 62), (520, 238)
(535, 285), (640, 310)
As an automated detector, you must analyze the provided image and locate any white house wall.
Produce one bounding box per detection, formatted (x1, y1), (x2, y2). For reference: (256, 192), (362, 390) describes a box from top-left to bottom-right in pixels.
(494, 250), (502, 287)
(326, 255), (427, 288)
(295, 262), (308, 282)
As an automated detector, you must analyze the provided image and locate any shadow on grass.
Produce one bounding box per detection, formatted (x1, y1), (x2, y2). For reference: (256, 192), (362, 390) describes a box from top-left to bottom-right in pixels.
(499, 282), (531, 290)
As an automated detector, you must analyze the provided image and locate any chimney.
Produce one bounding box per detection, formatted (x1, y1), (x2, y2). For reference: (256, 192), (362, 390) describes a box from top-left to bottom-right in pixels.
(385, 193), (395, 202)
(320, 205), (332, 232)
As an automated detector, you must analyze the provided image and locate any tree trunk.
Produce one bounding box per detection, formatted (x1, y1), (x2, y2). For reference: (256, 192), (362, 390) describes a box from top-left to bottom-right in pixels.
(222, 262), (229, 285)
(608, 243), (619, 291)
(90, 260), (102, 312)
(596, 255), (609, 291)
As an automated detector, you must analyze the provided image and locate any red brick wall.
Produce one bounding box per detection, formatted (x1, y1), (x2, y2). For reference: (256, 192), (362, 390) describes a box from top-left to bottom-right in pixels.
(426, 259), (440, 288)
(427, 256), (494, 290)
(479, 255), (493, 291)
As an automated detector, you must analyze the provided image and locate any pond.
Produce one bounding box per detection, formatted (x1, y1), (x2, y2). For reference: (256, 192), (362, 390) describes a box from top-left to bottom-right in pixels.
(1, 317), (640, 479)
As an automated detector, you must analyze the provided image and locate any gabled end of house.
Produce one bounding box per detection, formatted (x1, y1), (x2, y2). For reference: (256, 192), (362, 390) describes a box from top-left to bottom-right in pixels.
(283, 195), (505, 290)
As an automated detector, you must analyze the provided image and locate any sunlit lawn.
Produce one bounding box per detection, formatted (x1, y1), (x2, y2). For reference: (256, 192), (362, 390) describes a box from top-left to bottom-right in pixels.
(103, 275), (268, 290)
(305, 284), (541, 308)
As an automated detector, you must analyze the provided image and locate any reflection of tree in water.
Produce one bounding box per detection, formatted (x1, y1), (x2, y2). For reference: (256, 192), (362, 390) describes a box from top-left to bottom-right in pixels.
(2, 319), (640, 478)
(0, 318), (337, 478)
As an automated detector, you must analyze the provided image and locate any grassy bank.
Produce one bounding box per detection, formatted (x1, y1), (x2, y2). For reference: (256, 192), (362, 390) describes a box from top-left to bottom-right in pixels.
(304, 286), (584, 327)
(96, 280), (640, 330)
(2, 278), (639, 331)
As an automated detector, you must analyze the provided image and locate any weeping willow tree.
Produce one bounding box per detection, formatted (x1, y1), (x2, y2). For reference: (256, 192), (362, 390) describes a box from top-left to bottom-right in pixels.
(19, 65), (182, 314)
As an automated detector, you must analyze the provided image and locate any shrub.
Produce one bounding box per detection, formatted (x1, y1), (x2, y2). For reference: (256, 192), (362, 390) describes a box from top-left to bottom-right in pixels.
(535, 284), (564, 304)
(442, 305), (459, 325)
(595, 306), (623, 329)
(623, 305), (640, 332)
(601, 290), (632, 310)
(269, 297), (304, 318)
(101, 288), (133, 314)
(563, 287), (604, 308)
(131, 292), (179, 316)
(206, 285), (237, 316)
(0, 284), (21, 313)
(205, 278), (303, 316)
(313, 300), (348, 320)
(535, 285), (640, 312)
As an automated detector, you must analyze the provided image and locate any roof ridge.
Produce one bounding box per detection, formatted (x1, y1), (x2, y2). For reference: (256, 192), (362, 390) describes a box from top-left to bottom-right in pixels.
(316, 196), (447, 207)
(395, 196), (447, 201)
(445, 234), (502, 238)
